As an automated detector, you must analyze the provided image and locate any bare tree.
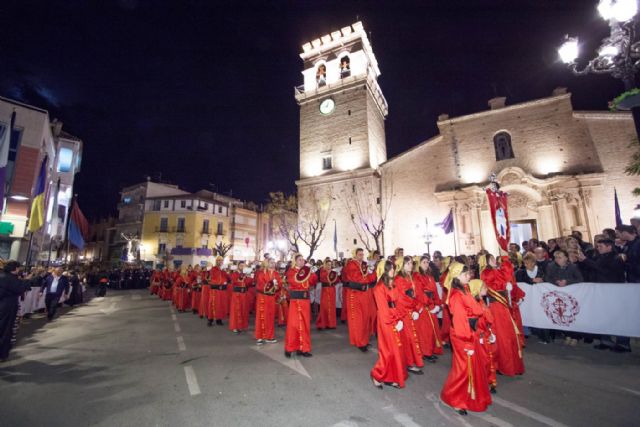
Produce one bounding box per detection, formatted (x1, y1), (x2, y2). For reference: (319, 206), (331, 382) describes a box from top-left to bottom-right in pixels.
(297, 187), (331, 259)
(214, 242), (233, 258)
(340, 173), (393, 255)
(266, 192), (301, 256)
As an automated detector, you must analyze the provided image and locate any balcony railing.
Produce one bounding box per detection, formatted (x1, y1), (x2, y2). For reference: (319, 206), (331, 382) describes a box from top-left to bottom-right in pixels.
(201, 228), (210, 235)
(154, 226), (186, 233)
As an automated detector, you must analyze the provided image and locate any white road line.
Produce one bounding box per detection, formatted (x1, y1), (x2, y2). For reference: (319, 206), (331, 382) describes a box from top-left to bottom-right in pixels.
(492, 396), (569, 427)
(132, 294), (141, 300)
(171, 314), (177, 321)
(177, 336), (186, 351)
(471, 412), (514, 427)
(425, 392), (474, 427)
(382, 404), (421, 427)
(183, 366), (201, 396)
(616, 386), (640, 397)
(174, 323), (181, 333)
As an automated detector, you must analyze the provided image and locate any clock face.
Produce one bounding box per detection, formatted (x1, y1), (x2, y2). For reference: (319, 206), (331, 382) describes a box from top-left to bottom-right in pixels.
(319, 98), (335, 115)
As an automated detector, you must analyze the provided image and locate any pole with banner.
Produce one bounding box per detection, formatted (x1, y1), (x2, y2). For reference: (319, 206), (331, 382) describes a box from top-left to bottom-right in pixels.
(485, 173), (511, 253)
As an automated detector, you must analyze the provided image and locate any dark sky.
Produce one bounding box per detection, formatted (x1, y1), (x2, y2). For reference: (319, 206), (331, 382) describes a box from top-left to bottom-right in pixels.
(0, 0), (624, 219)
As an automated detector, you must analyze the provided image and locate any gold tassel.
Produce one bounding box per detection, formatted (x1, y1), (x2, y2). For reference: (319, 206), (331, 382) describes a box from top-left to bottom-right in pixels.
(467, 354), (476, 400)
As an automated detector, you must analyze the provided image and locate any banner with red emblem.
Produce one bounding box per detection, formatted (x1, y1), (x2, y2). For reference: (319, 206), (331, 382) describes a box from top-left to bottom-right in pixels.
(485, 187), (511, 252)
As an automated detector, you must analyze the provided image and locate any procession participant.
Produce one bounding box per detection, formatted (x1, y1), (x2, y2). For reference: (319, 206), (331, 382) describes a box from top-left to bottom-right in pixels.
(440, 263), (492, 415)
(208, 257), (231, 326)
(366, 256), (378, 338)
(190, 265), (204, 315)
(247, 263), (258, 315)
(480, 253), (525, 377)
(150, 269), (161, 295)
(161, 268), (173, 301)
(229, 262), (252, 334)
(394, 257), (424, 374)
(171, 270), (181, 307)
(468, 279), (498, 394)
(276, 263), (289, 327)
(439, 256), (453, 345)
(175, 268), (191, 312)
(0, 261), (31, 362)
(341, 248), (377, 352)
(284, 254), (318, 358)
(255, 259), (282, 344)
(412, 256), (443, 361)
(316, 258), (338, 330)
(370, 260), (408, 389)
(199, 263), (212, 318)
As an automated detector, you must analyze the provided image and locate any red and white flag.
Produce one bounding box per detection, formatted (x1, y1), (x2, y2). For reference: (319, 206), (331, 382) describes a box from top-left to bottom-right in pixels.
(485, 187), (510, 252)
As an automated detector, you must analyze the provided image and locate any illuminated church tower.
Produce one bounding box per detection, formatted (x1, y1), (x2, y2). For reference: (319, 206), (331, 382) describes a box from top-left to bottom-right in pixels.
(295, 22), (388, 258)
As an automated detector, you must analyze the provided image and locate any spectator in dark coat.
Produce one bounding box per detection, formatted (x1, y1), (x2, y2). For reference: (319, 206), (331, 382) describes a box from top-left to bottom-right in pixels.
(0, 261), (30, 361)
(39, 267), (70, 321)
(577, 239), (625, 283)
(618, 225), (640, 283)
(516, 253), (545, 284)
(545, 250), (583, 286)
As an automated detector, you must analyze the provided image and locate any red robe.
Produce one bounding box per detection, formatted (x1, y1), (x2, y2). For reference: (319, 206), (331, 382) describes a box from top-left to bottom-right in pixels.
(229, 272), (252, 331)
(439, 271), (451, 344)
(284, 266), (318, 353)
(276, 287), (288, 326)
(208, 267), (231, 321)
(150, 271), (161, 295)
(316, 268), (338, 329)
(481, 257), (525, 376)
(341, 259), (377, 348)
(440, 288), (492, 412)
(412, 272), (443, 356)
(371, 281), (408, 388)
(175, 275), (191, 312)
(475, 300), (497, 389)
(190, 272), (205, 313)
(394, 275), (424, 368)
(255, 269), (281, 340)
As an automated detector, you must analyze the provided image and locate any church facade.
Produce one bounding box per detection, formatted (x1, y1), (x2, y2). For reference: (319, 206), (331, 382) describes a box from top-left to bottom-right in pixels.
(295, 22), (640, 259)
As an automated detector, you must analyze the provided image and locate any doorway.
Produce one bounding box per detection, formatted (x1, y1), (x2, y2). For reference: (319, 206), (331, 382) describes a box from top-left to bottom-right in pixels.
(510, 219), (538, 246)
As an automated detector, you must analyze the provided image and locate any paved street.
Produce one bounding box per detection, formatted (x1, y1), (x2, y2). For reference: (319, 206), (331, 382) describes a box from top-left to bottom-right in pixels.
(1, 289), (639, 427)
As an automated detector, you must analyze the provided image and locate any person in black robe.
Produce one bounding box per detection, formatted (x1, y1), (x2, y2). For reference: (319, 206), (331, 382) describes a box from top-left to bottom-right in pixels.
(0, 261), (31, 362)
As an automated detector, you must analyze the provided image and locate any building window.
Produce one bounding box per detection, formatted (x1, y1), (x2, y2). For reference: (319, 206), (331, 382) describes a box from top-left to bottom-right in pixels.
(203, 219), (210, 234)
(348, 137), (352, 145)
(158, 243), (166, 254)
(159, 217), (168, 232)
(163, 200), (169, 208)
(217, 222), (224, 235)
(316, 63), (327, 87)
(376, 197), (381, 205)
(339, 55), (351, 78)
(4, 125), (22, 193)
(494, 131), (515, 161)
(180, 200), (186, 208)
(218, 206), (223, 214)
(353, 239), (357, 244)
(123, 196), (132, 204)
(153, 200), (161, 211)
(57, 147), (74, 173)
(177, 217), (186, 232)
(322, 156), (332, 170)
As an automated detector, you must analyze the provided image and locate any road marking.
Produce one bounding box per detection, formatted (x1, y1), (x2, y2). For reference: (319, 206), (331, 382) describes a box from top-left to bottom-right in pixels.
(183, 366), (201, 396)
(99, 302), (118, 315)
(328, 332), (344, 339)
(251, 345), (312, 379)
(170, 307), (175, 314)
(331, 422), (359, 427)
(132, 294), (141, 300)
(177, 336), (186, 351)
(616, 386), (640, 397)
(174, 323), (181, 333)
(382, 404), (421, 427)
(425, 393), (474, 427)
(171, 314), (177, 321)
(112, 296), (123, 302)
(471, 413), (514, 427)
(492, 396), (569, 427)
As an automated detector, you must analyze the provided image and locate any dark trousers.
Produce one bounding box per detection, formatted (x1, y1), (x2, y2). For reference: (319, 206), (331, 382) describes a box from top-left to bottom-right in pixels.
(45, 294), (61, 320)
(0, 299), (19, 359)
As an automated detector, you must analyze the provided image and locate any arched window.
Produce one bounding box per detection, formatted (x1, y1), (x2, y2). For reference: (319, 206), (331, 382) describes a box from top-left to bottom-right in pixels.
(493, 131), (515, 161)
(316, 63), (327, 87)
(339, 55), (351, 78)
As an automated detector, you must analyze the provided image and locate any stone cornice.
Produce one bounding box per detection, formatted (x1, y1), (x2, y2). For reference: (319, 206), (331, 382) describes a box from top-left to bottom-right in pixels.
(296, 168), (379, 187)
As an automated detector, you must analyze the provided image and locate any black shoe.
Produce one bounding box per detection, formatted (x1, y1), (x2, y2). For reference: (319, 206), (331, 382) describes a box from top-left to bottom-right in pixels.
(284, 351), (291, 358)
(425, 355), (437, 363)
(610, 345), (631, 353)
(371, 376), (383, 389)
(317, 328), (325, 331)
(358, 346), (369, 353)
(207, 320), (213, 327)
(456, 409), (467, 416)
(408, 367), (424, 375)
(296, 350), (304, 355)
(593, 343), (611, 350)
(490, 386), (497, 394)
(216, 320), (223, 326)
(301, 352), (313, 357)
(192, 310), (197, 314)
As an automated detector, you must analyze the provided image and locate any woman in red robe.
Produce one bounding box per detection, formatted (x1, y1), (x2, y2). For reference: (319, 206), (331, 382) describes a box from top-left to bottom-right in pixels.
(371, 260), (408, 389)
(480, 254), (525, 377)
(439, 257), (452, 345)
(440, 263), (492, 415)
(255, 259), (282, 344)
(175, 269), (191, 312)
(412, 256), (443, 361)
(284, 255), (318, 357)
(208, 257), (231, 326)
(468, 279), (498, 394)
(150, 270), (161, 295)
(316, 259), (338, 330)
(394, 256), (425, 375)
(229, 262), (252, 333)
(190, 266), (203, 315)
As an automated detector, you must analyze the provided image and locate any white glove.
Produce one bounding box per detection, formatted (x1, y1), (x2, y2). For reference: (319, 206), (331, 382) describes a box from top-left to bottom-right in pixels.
(395, 320), (404, 332)
(430, 306), (441, 315)
(412, 311), (419, 321)
(479, 338), (484, 345)
(465, 349), (474, 356)
(506, 282), (513, 292)
(489, 334), (496, 344)
(517, 299), (523, 306)
(418, 307), (424, 314)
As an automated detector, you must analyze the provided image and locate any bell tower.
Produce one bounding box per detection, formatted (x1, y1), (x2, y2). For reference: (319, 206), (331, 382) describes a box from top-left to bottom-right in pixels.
(295, 22), (388, 258)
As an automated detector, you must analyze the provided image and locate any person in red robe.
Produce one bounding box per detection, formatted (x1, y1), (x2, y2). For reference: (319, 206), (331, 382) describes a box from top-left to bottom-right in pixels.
(190, 266), (204, 315)
(229, 262), (252, 334)
(208, 257), (231, 326)
(438, 257), (452, 345)
(440, 262), (492, 415)
(150, 270), (161, 295)
(284, 254), (318, 358)
(341, 248), (377, 352)
(255, 259), (281, 344)
(175, 269), (191, 312)
(468, 279), (498, 394)
(480, 253), (525, 377)
(412, 256), (443, 361)
(276, 283), (289, 327)
(316, 259), (338, 330)
(161, 268), (173, 301)
(370, 260), (408, 389)
(394, 257), (424, 375)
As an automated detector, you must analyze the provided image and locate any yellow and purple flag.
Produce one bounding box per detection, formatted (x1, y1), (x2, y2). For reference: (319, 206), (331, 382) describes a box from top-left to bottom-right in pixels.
(28, 155), (48, 233)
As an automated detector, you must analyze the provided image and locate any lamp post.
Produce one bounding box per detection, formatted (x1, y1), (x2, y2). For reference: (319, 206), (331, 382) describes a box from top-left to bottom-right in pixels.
(558, 0), (640, 135)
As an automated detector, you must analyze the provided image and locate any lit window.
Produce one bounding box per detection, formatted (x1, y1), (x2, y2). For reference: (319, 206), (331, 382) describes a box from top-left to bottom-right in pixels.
(163, 200), (169, 208)
(340, 55), (351, 78)
(316, 63), (327, 87)
(57, 147), (74, 173)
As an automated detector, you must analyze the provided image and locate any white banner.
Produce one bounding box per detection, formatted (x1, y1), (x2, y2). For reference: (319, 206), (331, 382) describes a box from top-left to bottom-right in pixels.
(518, 282), (640, 338)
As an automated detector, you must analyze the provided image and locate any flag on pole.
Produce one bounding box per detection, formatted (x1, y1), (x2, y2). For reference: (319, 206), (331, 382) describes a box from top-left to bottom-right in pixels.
(27, 155), (47, 233)
(333, 220), (337, 253)
(439, 209), (454, 234)
(614, 188), (623, 228)
(0, 110), (16, 211)
(68, 200), (90, 250)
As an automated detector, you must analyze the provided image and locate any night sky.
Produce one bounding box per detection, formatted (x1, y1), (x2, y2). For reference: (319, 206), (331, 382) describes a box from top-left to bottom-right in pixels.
(0, 0), (625, 219)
